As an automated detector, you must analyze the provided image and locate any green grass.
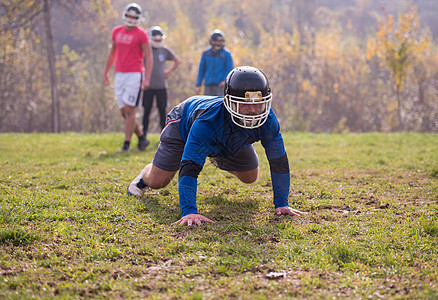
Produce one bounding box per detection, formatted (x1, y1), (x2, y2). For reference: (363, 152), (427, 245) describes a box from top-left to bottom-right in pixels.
(0, 132), (437, 299)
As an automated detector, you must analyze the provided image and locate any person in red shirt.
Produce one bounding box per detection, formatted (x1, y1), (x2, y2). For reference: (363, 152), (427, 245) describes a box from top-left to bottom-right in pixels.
(103, 3), (153, 152)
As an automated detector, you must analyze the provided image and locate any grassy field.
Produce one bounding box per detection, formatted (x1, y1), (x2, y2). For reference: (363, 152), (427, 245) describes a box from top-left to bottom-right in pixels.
(0, 132), (437, 299)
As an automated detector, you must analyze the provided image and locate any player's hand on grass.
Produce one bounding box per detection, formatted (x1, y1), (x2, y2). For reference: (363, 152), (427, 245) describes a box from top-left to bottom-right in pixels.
(173, 213), (215, 226)
(275, 206), (303, 216)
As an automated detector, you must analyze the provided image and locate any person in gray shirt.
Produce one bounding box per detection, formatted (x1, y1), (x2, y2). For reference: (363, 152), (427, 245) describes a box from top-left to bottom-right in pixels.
(142, 26), (180, 147)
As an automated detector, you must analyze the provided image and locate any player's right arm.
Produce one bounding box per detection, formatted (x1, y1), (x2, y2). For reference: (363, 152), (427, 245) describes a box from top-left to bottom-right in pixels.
(175, 158), (214, 226)
(177, 158), (203, 217)
(261, 112), (303, 216)
(174, 121), (214, 225)
(103, 40), (116, 86)
(195, 52), (207, 90)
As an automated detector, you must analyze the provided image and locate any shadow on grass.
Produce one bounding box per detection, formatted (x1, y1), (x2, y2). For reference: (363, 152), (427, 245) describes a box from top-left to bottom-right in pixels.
(0, 228), (38, 246)
(134, 189), (260, 227)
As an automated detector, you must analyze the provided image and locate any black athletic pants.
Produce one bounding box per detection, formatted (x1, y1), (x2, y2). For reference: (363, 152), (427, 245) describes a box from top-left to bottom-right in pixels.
(142, 88), (167, 135)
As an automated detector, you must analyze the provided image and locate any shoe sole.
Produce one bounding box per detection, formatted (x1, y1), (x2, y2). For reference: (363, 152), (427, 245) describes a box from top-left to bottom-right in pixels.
(127, 188), (135, 196)
(127, 186), (141, 196)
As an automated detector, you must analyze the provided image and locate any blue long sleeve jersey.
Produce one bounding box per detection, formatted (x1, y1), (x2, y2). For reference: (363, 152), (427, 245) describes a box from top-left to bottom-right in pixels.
(195, 48), (234, 86)
(178, 96), (290, 217)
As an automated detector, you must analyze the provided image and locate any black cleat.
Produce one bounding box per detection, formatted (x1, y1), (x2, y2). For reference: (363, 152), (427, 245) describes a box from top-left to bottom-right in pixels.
(138, 135), (150, 151)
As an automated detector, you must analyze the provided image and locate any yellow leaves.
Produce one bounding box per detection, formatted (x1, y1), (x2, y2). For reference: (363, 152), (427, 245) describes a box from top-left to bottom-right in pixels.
(310, 86), (318, 99)
(376, 2), (431, 92)
(376, 14), (393, 43)
(366, 37), (377, 60)
(333, 83), (339, 95)
(302, 80), (311, 92)
(301, 81), (318, 98)
(387, 15), (394, 33)
(397, 5), (419, 37)
(315, 30), (341, 60)
(24, 1), (35, 8)
(61, 45), (80, 63)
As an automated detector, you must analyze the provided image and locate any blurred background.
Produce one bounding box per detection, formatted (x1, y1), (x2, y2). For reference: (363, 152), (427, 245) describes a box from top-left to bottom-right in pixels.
(1, 0), (437, 133)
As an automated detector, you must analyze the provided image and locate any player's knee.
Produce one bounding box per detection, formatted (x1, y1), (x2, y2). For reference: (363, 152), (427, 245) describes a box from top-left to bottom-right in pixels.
(235, 169), (258, 184)
(240, 175), (258, 184)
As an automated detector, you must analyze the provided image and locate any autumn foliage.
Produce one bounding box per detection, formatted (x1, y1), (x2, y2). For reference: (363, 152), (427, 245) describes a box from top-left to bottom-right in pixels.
(0, 0), (437, 132)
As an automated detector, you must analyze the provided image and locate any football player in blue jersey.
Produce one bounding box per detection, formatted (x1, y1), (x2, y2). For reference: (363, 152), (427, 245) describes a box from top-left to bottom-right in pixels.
(128, 66), (303, 226)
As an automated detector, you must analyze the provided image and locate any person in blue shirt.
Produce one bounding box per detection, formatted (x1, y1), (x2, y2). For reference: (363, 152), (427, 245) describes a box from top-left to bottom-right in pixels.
(128, 66), (303, 226)
(195, 29), (234, 96)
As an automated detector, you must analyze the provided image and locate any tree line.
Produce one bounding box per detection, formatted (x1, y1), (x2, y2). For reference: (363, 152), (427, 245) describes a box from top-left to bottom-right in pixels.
(0, 0), (437, 133)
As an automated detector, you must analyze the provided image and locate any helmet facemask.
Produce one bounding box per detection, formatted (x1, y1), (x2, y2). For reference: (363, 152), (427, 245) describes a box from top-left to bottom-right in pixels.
(211, 37), (225, 51)
(224, 91), (272, 129)
(151, 35), (163, 48)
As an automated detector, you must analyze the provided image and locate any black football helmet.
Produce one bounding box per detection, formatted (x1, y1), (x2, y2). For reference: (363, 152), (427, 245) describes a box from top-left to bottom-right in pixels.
(224, 66), (272, 129)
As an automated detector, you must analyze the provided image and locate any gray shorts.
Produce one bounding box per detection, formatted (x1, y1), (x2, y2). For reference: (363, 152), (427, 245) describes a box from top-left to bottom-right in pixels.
(204, 84), (224, 97)
(152, 101), (259, 172)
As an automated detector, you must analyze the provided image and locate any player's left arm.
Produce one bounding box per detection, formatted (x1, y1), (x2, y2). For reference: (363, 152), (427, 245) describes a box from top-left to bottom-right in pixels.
(267, 148), (303, 216)
(165, 50), (180, 78)
(225, 51), (234, 75)
(219, 51), (234, 87)
(262, 114), (303, 216)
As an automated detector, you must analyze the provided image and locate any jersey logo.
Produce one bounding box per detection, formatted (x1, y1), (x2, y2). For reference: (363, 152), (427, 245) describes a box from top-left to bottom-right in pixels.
(116, 32), (134, 44)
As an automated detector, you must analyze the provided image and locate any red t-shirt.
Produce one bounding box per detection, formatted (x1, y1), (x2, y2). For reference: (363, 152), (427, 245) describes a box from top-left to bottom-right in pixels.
(111, 25), (149, 73)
